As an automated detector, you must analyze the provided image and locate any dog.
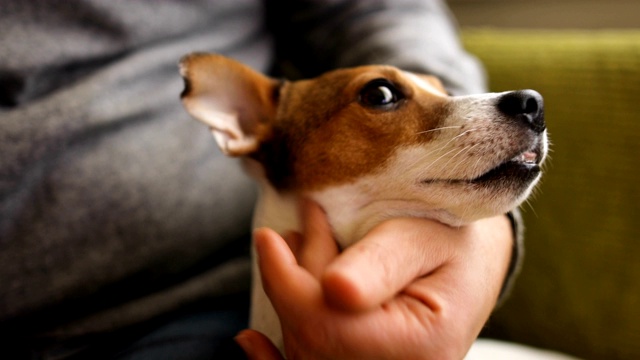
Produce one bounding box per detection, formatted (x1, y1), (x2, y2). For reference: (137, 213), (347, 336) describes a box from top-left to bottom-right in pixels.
(179, 53), (548, 349)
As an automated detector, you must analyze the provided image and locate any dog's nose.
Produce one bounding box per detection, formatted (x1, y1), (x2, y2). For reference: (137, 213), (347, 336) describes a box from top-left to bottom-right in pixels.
(497, 90), (545, 133)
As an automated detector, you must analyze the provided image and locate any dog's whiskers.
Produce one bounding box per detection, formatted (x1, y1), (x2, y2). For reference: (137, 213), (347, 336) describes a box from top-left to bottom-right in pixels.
(404, 135), (462, 170)
(470, 153), (485, 178)
(419, 128), (481, 177)
(416, 137), (485, 180)
(522, 197), (539, 218)
(415, 144), (471, 179)
(416, 127), (477, 160)
(445, 143), (482, 176)
(416, 126), (462, 135)
(439, 145), (473, 172)
(452, 128), (478, 141)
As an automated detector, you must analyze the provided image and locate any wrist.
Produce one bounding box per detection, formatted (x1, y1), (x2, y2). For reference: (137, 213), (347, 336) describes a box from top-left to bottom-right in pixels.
(497, 210), (524, 305)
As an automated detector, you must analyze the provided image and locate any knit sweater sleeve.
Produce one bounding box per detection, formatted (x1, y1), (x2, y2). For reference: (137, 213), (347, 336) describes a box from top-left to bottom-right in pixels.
(267, 0), (523, 303)
(266, 0), (486, 95)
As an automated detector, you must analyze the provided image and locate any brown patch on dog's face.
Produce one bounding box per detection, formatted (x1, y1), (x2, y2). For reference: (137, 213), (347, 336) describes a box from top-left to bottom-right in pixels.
(253, 66), (451, 191)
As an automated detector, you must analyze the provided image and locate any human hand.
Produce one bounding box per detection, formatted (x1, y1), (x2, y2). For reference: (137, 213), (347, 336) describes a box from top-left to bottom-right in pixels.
(236, 201), (513, 360)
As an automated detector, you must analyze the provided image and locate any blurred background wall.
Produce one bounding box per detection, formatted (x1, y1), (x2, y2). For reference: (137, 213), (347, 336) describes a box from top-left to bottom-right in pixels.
(446, 2), (640, 360)
(449, 0), (640, 29)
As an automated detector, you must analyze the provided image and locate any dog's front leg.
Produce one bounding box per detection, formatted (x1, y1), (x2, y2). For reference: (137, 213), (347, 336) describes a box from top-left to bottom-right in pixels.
(249, 257), (284, 350)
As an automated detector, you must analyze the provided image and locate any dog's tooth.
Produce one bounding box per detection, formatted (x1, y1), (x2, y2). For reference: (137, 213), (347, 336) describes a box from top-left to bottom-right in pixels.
(511, 151), (537, 164)
(522, 151), (537, 163)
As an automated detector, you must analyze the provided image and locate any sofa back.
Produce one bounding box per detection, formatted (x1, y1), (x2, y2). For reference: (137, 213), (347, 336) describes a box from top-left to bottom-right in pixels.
(463, 30), (640, 360)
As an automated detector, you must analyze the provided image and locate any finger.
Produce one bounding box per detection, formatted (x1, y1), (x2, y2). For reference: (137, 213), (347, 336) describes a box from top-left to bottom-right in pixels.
(253, 227), (321, 313)
(235, 329), (284, 360)
(322, 218), (456, 312)
(297, 199), (340, 278)
(282, 230), (303, 258)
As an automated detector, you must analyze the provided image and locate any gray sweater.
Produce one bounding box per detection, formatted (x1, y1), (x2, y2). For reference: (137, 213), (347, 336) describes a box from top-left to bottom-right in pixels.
(0, 0), (487, 346)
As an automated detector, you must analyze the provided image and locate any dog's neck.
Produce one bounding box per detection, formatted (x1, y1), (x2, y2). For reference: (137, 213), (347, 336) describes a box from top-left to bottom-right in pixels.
(252, 182), (300, 235)
(250, 156), (464, 248)
(251, 181), (385, 248)
(311, 183), (464, 248)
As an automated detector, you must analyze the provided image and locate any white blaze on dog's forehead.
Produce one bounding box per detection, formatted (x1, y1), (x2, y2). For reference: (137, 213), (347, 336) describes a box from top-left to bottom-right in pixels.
(404, 72), (444, 95)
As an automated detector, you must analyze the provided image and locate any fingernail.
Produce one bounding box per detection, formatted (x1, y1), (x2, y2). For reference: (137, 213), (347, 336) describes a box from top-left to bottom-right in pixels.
(234, 331), (254, 356)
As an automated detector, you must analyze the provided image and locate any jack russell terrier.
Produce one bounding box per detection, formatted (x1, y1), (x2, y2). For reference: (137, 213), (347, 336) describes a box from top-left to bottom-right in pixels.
(179, 53), (548, 348)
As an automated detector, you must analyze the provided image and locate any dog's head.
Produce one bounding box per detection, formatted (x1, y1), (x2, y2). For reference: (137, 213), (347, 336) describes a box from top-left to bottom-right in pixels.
(180, 53), (547, 226)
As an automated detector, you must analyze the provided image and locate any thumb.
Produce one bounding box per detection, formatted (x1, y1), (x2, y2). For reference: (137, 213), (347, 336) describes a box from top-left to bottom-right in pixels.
(322, 218), (455, 311)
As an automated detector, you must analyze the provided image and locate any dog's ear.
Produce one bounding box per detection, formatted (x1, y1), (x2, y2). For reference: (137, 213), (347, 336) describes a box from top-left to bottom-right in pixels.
(179, 53), (279, 156)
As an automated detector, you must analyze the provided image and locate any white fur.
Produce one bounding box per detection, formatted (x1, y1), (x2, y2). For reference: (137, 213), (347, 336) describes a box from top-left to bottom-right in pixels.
(249, 181), (300, 348)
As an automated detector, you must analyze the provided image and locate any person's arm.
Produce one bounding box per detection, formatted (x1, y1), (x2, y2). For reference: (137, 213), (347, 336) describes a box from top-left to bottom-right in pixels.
(266, 0), (486, 95)
(237, 201), (514, 360)
(499, 209), (524, 305)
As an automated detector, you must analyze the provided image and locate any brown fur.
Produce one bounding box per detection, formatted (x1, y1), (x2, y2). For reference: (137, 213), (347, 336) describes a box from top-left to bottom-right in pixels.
(254, 66), (452, 191)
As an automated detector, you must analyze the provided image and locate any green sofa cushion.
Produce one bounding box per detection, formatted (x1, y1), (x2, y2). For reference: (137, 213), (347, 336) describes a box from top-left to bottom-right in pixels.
(462, 30), (640, 360)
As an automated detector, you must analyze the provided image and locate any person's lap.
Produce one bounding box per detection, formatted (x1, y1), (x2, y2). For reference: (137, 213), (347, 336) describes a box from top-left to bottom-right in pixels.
(55, 296), (250, 360)
(110, 308), (248, 360)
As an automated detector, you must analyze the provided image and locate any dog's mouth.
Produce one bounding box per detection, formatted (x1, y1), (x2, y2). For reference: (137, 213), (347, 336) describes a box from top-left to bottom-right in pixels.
(423, 140), (544, 186)
(470, 146), (542, 184)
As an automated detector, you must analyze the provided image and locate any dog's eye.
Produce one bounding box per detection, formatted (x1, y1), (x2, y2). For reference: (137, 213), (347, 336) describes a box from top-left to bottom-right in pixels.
(359, 79), (403, 108)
